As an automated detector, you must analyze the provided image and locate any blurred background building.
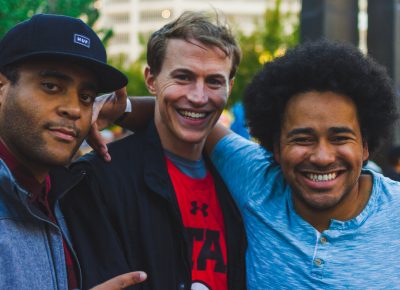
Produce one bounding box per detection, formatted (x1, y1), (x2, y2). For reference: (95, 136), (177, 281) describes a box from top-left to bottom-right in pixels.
(96, 0), (300, 62)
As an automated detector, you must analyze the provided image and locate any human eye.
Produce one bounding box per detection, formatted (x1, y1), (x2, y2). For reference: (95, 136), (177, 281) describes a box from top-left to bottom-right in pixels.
(80, 92), (96, 105)
(291, 136), (314, 145)
(206, 77), (225, 89)
(175, 73), (191, 82)
(41, 82), (60, 93)
(331, 135), (352, 144)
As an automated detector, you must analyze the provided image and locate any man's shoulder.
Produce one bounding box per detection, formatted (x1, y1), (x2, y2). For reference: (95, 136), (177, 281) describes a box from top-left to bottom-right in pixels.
(369, 171), (400, 215)
(77, 132), (144, 167)
(213, 133), (272, 162)
(373, 171), (400, 194)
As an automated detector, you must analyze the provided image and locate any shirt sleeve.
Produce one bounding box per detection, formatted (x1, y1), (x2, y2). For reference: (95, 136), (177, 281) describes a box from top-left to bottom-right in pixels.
(210, 133), (274, 209)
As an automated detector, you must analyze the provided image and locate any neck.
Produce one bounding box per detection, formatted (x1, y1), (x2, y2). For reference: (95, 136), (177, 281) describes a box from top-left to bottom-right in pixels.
(155, 118), (205, 161)
(0, 137), (49, 183)
(294, 174), (372, 232)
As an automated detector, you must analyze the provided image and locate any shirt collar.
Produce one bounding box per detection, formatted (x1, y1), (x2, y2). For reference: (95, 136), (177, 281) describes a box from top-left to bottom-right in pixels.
(0, 140), (51, 198)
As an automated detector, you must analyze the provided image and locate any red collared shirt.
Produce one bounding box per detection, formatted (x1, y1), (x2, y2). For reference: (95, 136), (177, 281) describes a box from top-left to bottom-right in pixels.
(0, 140), (78, 289)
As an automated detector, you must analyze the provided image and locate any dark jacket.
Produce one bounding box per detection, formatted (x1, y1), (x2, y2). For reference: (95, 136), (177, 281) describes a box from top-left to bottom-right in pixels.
(61, 121), (247, 290)
(0, 159), (84, 290)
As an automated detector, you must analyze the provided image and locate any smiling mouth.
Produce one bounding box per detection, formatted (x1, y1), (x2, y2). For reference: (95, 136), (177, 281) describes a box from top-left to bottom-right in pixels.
(178, 109), (208, 120)
(305, 172), (339, 182)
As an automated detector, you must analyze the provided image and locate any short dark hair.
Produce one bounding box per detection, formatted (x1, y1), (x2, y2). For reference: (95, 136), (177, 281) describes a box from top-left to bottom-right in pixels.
(147, 11), (241, 79)
(388, 146), (400, 166)
(0, 63), (20, 84)
(244, 40), (398, 155)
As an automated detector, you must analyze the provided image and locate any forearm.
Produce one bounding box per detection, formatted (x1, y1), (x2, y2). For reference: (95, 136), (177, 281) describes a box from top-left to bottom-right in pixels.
(205, 123), (232, 155)
(116, 96), (155, 131)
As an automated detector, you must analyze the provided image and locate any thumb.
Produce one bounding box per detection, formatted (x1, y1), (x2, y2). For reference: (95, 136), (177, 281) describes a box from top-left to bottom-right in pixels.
(91, 271), (147, 290)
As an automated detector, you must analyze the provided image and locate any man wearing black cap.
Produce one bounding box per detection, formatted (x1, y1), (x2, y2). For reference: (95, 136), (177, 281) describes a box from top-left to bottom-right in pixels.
(0, 14), (145, 289)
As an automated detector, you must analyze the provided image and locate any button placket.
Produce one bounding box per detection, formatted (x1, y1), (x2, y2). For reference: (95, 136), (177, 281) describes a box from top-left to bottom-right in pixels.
(311, 234), (330, 278)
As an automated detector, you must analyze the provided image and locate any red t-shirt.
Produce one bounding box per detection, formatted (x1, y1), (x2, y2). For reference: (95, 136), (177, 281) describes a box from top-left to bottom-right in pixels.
(166, 157), (228, 290)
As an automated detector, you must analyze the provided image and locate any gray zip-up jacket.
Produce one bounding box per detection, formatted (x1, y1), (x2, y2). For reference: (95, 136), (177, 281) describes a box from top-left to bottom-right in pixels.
(0, 159), (83, 290)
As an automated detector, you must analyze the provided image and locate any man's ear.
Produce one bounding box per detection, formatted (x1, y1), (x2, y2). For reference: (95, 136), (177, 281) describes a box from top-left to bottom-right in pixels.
(362, 140), (369, 162)
(144, 66), (157, 95)
(0, 73), (10, 104)
(273, 141), (281, 164)
(228, 78), (235, 95)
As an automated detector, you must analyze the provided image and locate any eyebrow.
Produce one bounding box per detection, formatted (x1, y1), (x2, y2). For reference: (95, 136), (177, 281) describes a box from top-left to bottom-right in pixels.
(328, 127), (356, 135)
(286, 126), (356, 138)
(286, 128), (314, 138)
(171, 68), (194, 76)
(171, 68), (228, 82)
(39, 70), (98, 92)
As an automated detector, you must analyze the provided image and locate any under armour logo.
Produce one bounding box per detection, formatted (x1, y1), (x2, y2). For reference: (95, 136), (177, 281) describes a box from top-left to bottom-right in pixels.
(190, 201), (208, 217)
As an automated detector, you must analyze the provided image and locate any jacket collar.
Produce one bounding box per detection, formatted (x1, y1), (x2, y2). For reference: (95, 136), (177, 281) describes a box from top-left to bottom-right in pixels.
(0, 140), (50, 199)
(49, 165), (86, 203)
(143, 120), (177, 201)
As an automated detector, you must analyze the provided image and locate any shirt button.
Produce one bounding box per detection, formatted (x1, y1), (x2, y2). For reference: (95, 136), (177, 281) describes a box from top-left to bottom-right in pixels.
(320, 236), (328, 244)
(314, 258), (323, 266)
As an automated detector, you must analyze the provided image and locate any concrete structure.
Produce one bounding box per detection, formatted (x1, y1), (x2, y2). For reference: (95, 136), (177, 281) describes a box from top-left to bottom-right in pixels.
(96, 0), (301, 62)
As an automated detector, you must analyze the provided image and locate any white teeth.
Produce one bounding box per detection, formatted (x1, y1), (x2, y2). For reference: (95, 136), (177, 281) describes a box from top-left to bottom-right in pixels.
(179, 110), (207, 119)
(307, 173), (337, 182)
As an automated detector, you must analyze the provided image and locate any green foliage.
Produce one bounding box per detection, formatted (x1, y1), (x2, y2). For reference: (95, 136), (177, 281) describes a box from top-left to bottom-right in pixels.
(110, 34), (150, 97)
(0, 0), (98, 38)
(43, 0), (94, 16)
(124, 61), (150, 97)
(0, 0), (40, 36)
(229, 0), (299, 107)
(109, 0), (299, 103)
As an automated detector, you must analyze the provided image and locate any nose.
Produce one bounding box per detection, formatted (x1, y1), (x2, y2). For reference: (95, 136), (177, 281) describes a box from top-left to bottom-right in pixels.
(309, 140), (336, 167)
(57, 93), (81, 120)
(187, 80), (208, 106)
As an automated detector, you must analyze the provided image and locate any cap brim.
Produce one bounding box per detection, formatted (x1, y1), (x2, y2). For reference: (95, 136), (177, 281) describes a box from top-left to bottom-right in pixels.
(4, 52), (128, 93)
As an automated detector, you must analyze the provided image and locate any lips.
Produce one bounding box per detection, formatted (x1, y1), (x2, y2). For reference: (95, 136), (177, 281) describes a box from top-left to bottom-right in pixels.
(306, 172), (338, 182)
(298, 168), (346, 192)
(177, 109), (208, 120)
(48, 126), (78, 142)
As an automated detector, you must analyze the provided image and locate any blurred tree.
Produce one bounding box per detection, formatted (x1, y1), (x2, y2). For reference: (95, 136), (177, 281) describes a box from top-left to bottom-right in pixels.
(0, 0), (40, 36)
(0, 0), (106, 40)
(229, 0), (299, 106)
(111, 34), (150, 97)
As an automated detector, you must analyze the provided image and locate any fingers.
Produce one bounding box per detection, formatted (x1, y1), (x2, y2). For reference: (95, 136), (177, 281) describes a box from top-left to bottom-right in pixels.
(86, 123), (111, 162)
(114, 87), (127, 103)
(91, 271), (147, 290)
(92, 93), (114, 124)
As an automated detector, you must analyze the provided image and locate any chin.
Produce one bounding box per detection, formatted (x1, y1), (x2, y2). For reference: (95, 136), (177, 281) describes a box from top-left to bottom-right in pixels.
(181, 130), (210, 142)
(304, 197), (342, 211)
(295, 190), (343, 211)
(45, 150), (76, 166)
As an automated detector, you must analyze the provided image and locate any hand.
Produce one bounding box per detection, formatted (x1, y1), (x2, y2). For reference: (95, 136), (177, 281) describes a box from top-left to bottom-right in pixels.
(86, 122), (111, 162)
(90, 271), (147, 290)
(92, 88), (128, 130)
(88, 88), (128, 162)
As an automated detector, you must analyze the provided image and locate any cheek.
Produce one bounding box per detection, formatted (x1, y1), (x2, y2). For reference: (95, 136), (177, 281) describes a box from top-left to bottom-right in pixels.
(79, 109), (93, 135)
(215, 95), (227, 109)
(337, 145), (366, 165)
(211, 89), (228, 106)
(281, 146), (309, 166)
(157, 80), (181, 98)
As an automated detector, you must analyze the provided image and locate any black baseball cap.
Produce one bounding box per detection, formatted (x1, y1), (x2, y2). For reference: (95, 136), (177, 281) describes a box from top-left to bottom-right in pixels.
(0, 14), (127, 93)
